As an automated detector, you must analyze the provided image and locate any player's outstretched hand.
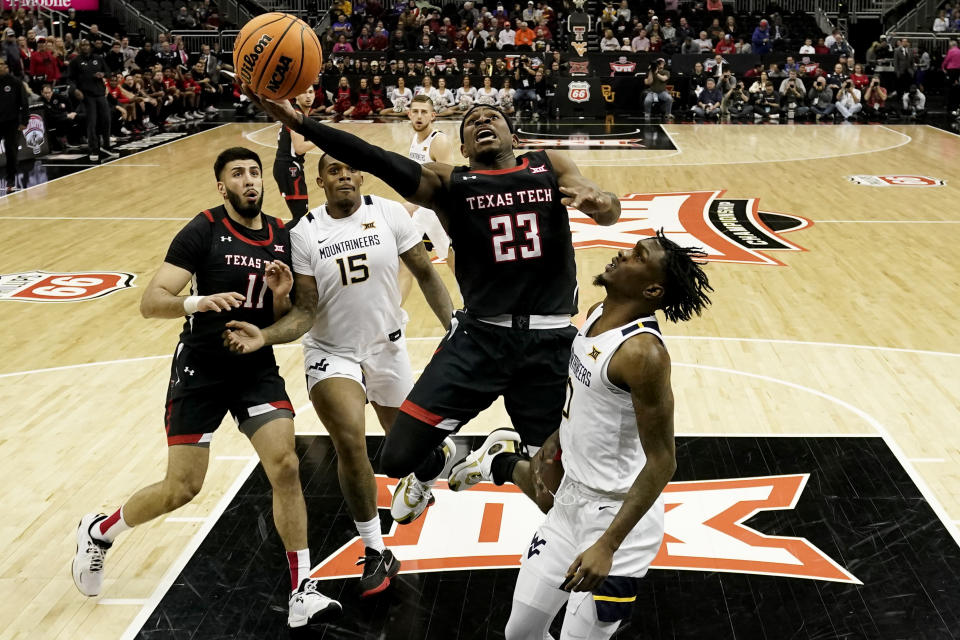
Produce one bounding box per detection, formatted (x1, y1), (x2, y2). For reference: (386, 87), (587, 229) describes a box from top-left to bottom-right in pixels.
(241, 84), (303, 129)
(559, 185), (613, 218)
(264, 260), (293, 299)
(199, 292), (245, 312)
(562, 540), (614, 592)
(223, 320), (265, 354)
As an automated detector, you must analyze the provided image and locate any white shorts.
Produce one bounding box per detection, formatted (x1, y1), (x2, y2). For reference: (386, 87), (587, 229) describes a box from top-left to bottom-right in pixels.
(519, 476), (664, 588)
(411, 206), (451, 260)
(303, 337), (414, 407)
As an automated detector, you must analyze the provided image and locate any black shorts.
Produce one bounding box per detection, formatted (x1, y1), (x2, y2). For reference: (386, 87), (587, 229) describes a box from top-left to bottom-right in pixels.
(164, 344), (294, 447)
(400, 311), (577, 447)
(273, 160), (309, 220)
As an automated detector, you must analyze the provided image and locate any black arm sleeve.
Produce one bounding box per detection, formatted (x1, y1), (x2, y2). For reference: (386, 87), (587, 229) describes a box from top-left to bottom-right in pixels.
(294, 116), (423, 198)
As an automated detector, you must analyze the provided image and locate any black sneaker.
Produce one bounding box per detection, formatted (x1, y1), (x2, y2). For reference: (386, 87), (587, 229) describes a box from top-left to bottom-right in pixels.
(356, 547), (400, 598)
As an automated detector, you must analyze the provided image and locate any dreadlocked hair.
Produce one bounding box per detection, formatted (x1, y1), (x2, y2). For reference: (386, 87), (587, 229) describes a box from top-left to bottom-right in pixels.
(656, 229), (713, 322)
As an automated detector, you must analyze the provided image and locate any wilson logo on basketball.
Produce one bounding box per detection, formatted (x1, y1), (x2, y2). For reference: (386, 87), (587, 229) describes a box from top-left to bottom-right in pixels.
(569, 191), (810, 266)
(310, 475), (858, 584)
(847, 175), (945, 187)
(0, 271), (135, 302)
(266, 55), (294, 93)
(239, 34), (273, 84)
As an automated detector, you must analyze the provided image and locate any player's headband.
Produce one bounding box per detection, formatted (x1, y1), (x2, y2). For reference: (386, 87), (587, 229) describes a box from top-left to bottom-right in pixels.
(459, 105), (517, 143)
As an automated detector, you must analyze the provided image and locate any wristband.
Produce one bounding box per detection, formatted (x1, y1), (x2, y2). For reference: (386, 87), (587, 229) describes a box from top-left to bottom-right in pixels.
(183, 295), (203, 315)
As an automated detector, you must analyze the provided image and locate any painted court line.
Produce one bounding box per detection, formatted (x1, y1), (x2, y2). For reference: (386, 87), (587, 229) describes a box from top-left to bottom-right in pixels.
(118, 456), (260, 640)
(164, 516), (207, 523)
(815, 220), (960, 224)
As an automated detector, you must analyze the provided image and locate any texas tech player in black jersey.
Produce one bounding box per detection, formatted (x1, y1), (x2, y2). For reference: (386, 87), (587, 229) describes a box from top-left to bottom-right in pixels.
(71, 147), (341, 630)
(273, 88), (316, 221)
(246, 95), (621, 523)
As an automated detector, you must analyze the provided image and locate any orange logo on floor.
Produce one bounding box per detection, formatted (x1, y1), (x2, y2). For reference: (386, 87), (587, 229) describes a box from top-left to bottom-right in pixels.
(310, 474), (859, 584)
(0, 271), (135, 302)
(569, 191), (811, 266)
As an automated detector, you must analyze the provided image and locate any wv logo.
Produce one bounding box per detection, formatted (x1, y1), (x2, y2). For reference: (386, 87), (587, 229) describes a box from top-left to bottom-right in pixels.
(308, 359), (329, 373)
(527, 533), (547, 559)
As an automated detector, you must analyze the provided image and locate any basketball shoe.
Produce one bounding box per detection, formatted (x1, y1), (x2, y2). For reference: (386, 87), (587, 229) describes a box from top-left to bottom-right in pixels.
(357, 547), (400, 598)
(72, 513), (111, 597)
(448, 429), (523, 491)
(288, 578), (342, 628)
(390, 437), (456, 524)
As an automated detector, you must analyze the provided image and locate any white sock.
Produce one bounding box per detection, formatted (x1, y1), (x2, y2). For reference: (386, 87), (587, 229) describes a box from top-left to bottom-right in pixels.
(355, 516), (385, 553)
(287, 548), (311, 592)
(95, 505), (132, 543)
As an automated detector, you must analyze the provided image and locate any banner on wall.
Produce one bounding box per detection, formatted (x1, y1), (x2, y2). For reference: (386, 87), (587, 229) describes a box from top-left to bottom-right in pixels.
(2, 0), (99, 9)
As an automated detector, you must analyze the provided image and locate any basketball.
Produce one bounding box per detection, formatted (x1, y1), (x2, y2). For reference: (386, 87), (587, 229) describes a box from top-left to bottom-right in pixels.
(233, 12), (322, 100)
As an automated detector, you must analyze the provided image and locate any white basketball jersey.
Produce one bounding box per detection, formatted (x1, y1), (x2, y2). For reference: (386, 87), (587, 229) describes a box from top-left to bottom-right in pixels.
(559, 304), (665, 495)
(408, 129), (442, 165)
(291, 195), (421, 358)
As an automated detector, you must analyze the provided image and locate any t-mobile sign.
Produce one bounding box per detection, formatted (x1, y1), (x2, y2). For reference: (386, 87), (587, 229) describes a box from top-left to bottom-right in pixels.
(2, 0), (100, 9)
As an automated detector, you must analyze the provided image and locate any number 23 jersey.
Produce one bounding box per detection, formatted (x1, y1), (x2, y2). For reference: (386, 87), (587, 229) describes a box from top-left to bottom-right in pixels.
(291, 195), (422, 358)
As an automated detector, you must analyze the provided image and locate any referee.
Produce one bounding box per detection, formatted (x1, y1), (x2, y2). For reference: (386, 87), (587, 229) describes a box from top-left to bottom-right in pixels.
(68, 39), (117, 162)
(0, 57), (28, 192)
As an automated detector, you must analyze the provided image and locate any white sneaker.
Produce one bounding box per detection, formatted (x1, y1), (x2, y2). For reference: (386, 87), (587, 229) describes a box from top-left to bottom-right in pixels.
(390, 437), (456, 524)
(194, 110), (205, 118)
(288, 578), (342, 628)
(448, 428), (523, 492)
(119, 126), (131, 135)
(205, 105), (218, 113)
(88, 154), (98, 161)
(72, 513), (111, 597)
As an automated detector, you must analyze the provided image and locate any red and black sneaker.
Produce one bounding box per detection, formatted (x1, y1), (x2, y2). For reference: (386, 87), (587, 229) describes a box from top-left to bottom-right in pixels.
(356, 547), (400, 598)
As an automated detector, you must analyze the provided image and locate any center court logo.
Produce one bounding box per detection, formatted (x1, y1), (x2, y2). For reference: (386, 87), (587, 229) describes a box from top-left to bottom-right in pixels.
(569, 191), (810, 266)
(310, 474), (859, 584)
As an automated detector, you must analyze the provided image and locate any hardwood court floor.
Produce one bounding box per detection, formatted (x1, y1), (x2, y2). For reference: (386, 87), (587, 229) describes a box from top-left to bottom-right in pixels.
(0, 122), (958, 639)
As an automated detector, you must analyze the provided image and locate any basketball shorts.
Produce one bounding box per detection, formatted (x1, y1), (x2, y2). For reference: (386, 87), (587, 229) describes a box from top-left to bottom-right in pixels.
(304, 336), (413, 408)
(410, 206), (451, 260)
(400, 311), (577, 447)
(517, 476), (664, 621)
(164, 343), (294, 447)
(273, 160), (308, 220)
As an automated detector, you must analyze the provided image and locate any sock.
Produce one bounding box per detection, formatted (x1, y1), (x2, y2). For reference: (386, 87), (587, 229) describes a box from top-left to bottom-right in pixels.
(491, 452), (524, 486)
(355, 516), (385, 553)
(413, 446), (444, 483)
(95, 505), (132, 543)
(287, 549), (311, 592)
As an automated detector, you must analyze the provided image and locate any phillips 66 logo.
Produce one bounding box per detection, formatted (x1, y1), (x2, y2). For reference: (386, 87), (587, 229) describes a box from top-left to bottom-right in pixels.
(0, 271), (136, 302)
(568, 81), (590, 103)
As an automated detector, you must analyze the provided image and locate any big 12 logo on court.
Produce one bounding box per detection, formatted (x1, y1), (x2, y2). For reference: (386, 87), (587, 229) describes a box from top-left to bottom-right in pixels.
(0, 271), (135, 302)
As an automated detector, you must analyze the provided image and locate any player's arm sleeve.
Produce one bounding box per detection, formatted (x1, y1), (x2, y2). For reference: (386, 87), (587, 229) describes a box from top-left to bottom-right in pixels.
(290, 223), (313, 276)
(163, 214), (211, 273)
(384, 198), (423, 254)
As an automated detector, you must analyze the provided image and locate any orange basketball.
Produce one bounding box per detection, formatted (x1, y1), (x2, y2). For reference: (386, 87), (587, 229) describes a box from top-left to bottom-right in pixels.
(233, 12), (322, 100)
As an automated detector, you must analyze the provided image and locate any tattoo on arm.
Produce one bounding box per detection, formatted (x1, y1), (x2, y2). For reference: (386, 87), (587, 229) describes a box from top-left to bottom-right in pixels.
(261, 274), (318, 346)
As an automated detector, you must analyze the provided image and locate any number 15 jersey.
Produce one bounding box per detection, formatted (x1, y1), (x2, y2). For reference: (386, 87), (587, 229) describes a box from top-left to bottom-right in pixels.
(291, 195), (422, 358)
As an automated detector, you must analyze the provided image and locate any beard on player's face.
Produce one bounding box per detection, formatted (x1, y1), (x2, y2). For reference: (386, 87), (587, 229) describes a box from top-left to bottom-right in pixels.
(226, 186), (262, 219)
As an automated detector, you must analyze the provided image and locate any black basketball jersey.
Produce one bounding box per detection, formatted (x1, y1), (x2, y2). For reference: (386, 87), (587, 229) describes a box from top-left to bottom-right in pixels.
(164, 205), (292, 363)
(444, 150), (577, 316)
(275, 105), (305, 165)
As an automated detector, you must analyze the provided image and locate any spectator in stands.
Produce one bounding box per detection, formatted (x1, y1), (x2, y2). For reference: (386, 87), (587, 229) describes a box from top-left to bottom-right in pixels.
(661, 18), (676, 43)
(863, 76), (888, 120)
(135, 42), (159, 71)
(780, 76), (808, 118)
(829, 34), (852, 56)
(455, 75), (478, 112)
(34, 18), (48, 40)
(29, 40), (61, 91)
(752, 19), (772, 55)
(498, 21), (516, 50)
(901, 84), (925, 119)
(707, 18), (724, 43)
(600, 28), (619, 52)
(688, 61), (708, 104)
(716, 34), (736, 54)
(769, 13), (789, 51)
(158, 41), (178, 68)
(676, 17), (694, 43)
(643, 57), (673, 120)
(630, 29), (648, 52)
(952, 9), (960, 31)
(768, 63), (786, 79)
(693, 77), (722, 119)
(943, 39), (960, 116)
(934, 9), (950, 32)
(104, 41), (125, 73)
(680, 36), (697, 55)
(799, 38), (815, 55)
(735, 36), (752, 54)
(849, 64), (868, 90)
(333, 34), (354, 53)
(723, 80), (752, 118)
(694, 31), (713, 53)
(814, 37), (829, 54)
(827, 63), (848, 92)
(800, 56), (821, 78)
(498, 77), (516, 114)
(835, 79), (861, 121)
(173, 6), (197, 29)
(3, 29), (23, 78)
(748, 70), (769, 95)
(754, 81), (780, 120)
(516, 21), (536, 51)
(705, 54), (729, 76)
